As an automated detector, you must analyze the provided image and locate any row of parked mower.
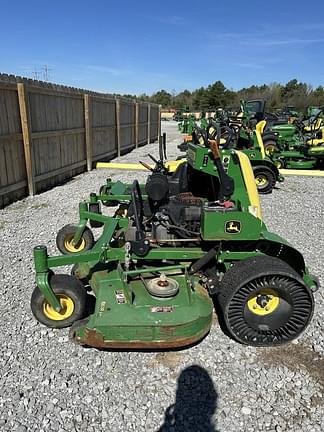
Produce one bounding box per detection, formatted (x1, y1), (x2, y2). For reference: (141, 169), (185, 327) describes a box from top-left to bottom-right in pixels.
(30, 121), (319, 351)
(179, 100), (324, 173)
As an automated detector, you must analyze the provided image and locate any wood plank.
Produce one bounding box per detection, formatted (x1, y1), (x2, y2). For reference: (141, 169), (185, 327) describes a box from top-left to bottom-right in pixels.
(27, 87), (83, 99)
(4, 90), (22, 185)
(135, 103), (139, 148)
(39, 92), (49, 177)
(30, 128), (85, 139)
(0, 91), (10, 189)
(34, 160), (86, 183)
(0, 83), (17, 91)
(59, 95), (68, 180)
(158, 104), (162, 139)
(147, 104), (151, 144)
(92, 149), (117, 162)
(17, 83), (35, 195)
(115, 99), (121, 157)
(84, 94), (92, 171)
(92, 125), (115, 132)
(0, 179), (27, 196)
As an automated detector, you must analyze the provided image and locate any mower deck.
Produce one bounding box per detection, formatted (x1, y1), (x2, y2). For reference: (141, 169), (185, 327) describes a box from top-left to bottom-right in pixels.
(70, 268), (213, 349)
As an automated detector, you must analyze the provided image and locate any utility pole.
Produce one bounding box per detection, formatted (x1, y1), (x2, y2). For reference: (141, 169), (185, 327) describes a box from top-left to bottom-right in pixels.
(42, 65), (52, 82)
(32, 67), (41, 80)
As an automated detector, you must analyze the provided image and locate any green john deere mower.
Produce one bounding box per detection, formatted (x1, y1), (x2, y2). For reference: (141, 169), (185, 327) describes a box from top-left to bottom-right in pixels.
(241, 100), (324, 170)
(30, 129), (318, 349)
(178, 118), (283, 194)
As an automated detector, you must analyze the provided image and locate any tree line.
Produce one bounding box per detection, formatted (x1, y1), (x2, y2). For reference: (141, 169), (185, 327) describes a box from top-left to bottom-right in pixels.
(117, 79), (324, 112)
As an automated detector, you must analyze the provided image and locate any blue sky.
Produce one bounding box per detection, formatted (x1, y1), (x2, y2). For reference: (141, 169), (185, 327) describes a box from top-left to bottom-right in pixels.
(1, 0), (324, 94)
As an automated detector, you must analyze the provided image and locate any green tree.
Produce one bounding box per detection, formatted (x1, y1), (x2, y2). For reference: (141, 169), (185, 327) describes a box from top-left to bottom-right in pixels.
(150, 90), (172, 107)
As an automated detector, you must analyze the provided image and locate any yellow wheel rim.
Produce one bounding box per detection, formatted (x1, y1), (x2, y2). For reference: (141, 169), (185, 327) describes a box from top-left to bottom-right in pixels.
(265, 144), (276, 156)
(255, 175), (268, 187)
(64, 234), (86, 253)
(247, 288), (280, 316)
(43, 295), (75, 321)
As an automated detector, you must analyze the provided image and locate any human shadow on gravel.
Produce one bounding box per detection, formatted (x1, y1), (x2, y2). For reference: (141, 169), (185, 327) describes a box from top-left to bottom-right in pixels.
(157, 365), (218, 432)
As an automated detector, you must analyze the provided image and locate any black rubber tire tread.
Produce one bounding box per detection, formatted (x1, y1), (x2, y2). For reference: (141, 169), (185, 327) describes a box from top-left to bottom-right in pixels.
(56, 224), (94, 254)
(89, 203), (104, 228)
(30, 274), (87, 329)
(253, 165), (276, 194)
(263, 139), (278, 154)
(217, 256), (314, 346)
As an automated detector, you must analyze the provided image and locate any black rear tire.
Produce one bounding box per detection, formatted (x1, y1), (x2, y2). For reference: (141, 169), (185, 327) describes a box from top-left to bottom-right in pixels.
(217, 256), (314, 346)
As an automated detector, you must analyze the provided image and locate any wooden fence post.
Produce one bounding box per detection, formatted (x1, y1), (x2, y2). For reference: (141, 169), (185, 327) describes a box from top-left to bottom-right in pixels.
(147, 104), (151, 144)
(135, 102), (139, 148)
(116, 98), (121, 156)
(158, 104), (162, 140)
(17, 83), (35, 196)
(84, 94), (92, 171)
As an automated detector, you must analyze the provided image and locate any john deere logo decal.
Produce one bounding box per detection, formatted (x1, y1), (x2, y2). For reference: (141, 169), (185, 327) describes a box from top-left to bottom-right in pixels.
(225, 220), (241, 234)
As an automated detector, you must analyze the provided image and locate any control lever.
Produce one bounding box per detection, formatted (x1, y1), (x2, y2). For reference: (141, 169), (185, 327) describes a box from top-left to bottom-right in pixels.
(139, 161), (154, 171)
(208, 138), (234, 200)
(130, 180), (150, 256)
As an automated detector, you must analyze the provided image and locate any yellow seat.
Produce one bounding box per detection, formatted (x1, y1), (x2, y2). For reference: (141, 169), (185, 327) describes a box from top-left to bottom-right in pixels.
(235, 151), (262, 220)
(255, 121), (266, 159)
(255, 120), (266, 135)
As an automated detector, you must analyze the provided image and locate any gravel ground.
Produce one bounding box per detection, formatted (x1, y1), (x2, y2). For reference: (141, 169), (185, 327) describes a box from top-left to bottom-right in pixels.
(0, 121), (323, 432)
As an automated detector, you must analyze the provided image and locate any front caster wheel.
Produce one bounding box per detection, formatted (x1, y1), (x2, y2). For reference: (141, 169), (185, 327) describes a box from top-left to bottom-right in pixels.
(30, 275), (87, 328)
(56, 224), (94, 254)
(253, 165), (276, 194)
(217, 256), (314, 347)
(263, 140), (278, 157)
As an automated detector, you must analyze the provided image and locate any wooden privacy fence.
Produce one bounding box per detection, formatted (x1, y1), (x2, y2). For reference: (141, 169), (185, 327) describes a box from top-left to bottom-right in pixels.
(0, 74), (161, 208)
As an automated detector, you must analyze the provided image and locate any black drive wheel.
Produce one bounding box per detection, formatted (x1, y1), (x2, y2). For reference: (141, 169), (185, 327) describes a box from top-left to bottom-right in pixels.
(263, 140), (278, 157)
(89, 203), (104, 228)
(217, 256), (314, 347)
(30, 274), (87, 328)
(56, 224), (94, 254)
(253, 165), (276, 194)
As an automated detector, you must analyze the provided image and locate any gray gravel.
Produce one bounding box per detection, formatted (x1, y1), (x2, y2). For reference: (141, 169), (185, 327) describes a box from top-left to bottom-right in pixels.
(0, 121), (323, 432)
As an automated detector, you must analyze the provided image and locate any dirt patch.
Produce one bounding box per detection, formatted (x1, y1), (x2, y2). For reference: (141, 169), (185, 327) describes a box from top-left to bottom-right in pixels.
(211, 311), (219, 327)
(6, 202), (28, 211)
(0, 221), (7, 230)
(257, 343), (324, 390)
(148, 352), (183, 369)
(31, 203), (49, 209)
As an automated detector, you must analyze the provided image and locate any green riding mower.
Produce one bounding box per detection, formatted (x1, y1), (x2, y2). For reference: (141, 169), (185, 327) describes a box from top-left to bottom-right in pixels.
(178, 114), (197, 135)
(264, 109), (324, 169)
(30, 128), (318, 349)
(179, 117), (283, 194)
(238, 100), (324, 170)
(222, 120), (284, 194)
